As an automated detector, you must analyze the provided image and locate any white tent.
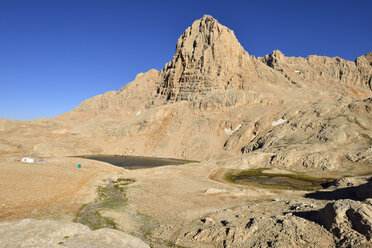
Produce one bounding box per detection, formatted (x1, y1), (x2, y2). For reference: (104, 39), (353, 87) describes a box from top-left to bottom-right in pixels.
(21, 157), (35, 163)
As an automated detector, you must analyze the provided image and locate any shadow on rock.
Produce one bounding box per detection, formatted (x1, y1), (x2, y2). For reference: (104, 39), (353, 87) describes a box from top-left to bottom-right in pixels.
(291, 210), (320, 224)
(293, 199), (372, 247)
(305, 180), (372, 201)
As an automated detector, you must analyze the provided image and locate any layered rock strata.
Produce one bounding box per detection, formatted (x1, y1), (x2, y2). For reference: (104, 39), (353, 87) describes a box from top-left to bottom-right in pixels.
(0, 15), (371, 164)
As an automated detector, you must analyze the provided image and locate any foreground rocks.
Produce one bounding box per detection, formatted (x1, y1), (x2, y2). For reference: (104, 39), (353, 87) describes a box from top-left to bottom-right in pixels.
(0, 160), (371, 247)
(177, 210), (335, 248)
(0, 14), (371, 248)
(318, 199), (372, 248)
(0, 219), (149, 248)
(172, 176), (372, 248)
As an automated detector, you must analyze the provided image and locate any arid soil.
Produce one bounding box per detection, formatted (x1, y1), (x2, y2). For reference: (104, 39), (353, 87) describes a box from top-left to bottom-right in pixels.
(0, 15), (371, 247)
(111, 162), (371, 247)
(0, 156), (371, 247)
(0, 157), (122, 221)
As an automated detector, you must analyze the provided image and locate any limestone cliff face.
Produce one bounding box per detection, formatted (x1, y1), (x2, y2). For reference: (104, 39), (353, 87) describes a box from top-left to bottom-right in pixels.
(364, 52), (372, 66)
(69, 15), (372, 116)
(261, 50), (372, 97)
(155, 15), (372, 105)
(356, 52), (372, 90)
(2, 15), (372, 164)
(155, 15), (274, 102)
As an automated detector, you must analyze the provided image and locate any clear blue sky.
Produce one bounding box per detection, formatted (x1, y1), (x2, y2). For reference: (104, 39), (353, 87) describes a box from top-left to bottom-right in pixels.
(1, 0), (371, 120)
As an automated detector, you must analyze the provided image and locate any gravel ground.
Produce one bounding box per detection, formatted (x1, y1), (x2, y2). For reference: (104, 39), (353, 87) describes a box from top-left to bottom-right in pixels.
(0, 156), (123, 221)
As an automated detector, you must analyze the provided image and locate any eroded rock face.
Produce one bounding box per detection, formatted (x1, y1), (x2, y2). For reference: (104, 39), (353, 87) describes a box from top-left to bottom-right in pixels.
(240, 98), (372, 170)
(261, 50), (372, 96)
(318, 199), (372, 248)
(177, 214), (335, 248)
(363, 52), (372, 67)
(0, 219), (150, 248)
(154, 15), (289, 103)
(0, 15), (371, 163)
(156, 15), (250, 102)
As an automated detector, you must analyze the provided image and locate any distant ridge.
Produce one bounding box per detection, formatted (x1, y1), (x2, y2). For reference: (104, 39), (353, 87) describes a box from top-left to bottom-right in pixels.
(0, 15), (371, 163)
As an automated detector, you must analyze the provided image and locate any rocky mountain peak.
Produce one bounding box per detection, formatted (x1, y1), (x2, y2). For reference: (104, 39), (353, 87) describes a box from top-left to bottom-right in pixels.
(271, 50), (284, 57)
(261, 50), (285, 68)
(174, 15), (237, 54)
(364, 52), (372, 66)
(155, 15), (252, 102)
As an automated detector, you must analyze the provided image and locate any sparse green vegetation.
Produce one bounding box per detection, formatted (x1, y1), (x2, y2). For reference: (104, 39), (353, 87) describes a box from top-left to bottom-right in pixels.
(113, 178), (135, 194)
(224, 168), (334, 191)
(74, 178), (135, 230)
(77, 210), (117, 230)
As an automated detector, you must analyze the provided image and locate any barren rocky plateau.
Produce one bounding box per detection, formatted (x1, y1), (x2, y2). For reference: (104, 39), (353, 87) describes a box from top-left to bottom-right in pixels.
(0, 15), (371, 247)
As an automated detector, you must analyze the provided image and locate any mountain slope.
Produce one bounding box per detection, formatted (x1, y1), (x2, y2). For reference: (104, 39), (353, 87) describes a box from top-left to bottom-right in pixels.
(0, 15), (371, 168)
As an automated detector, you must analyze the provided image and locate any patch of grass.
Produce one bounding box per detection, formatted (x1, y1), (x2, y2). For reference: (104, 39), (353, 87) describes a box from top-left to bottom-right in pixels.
(74, 178), (135, 230)
(78, 210), (117, 230)
(224, 168), (334, 191)
(96, 186), (125, 209)
(112, 178), (135, 194)
(224, 168), (268, 183)
(73, 203), (88, 222)
(116, 178), (135, 184)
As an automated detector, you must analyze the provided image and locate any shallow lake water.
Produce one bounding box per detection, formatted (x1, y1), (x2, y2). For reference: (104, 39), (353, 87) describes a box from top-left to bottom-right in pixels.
(79, 155), (194, 169)
(234, 175), (324, 190)
(227, 169), (332, 191)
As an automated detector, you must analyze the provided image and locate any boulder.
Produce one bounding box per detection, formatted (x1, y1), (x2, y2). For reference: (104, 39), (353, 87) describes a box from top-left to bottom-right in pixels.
(0, 219), (149, 248)
(318, 199), (372, 247)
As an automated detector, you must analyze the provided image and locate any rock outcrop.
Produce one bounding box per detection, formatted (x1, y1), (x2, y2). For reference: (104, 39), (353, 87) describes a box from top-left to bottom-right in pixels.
(0, 15), (371, 163)
(0, 219), (150, 248)
(156, 15), (250, 101)
(177, 214), (335, 248)
(1, 14), (372, 248)
(318, 199), (372, 248)
(261, 50), (372, 97)
(240, 97), (372, 171)
(154, 15), (297, 103)
(173, 197), (336, 248)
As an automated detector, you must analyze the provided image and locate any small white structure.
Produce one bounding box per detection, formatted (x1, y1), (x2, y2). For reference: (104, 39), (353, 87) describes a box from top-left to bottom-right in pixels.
(21, 157), (35, 163)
